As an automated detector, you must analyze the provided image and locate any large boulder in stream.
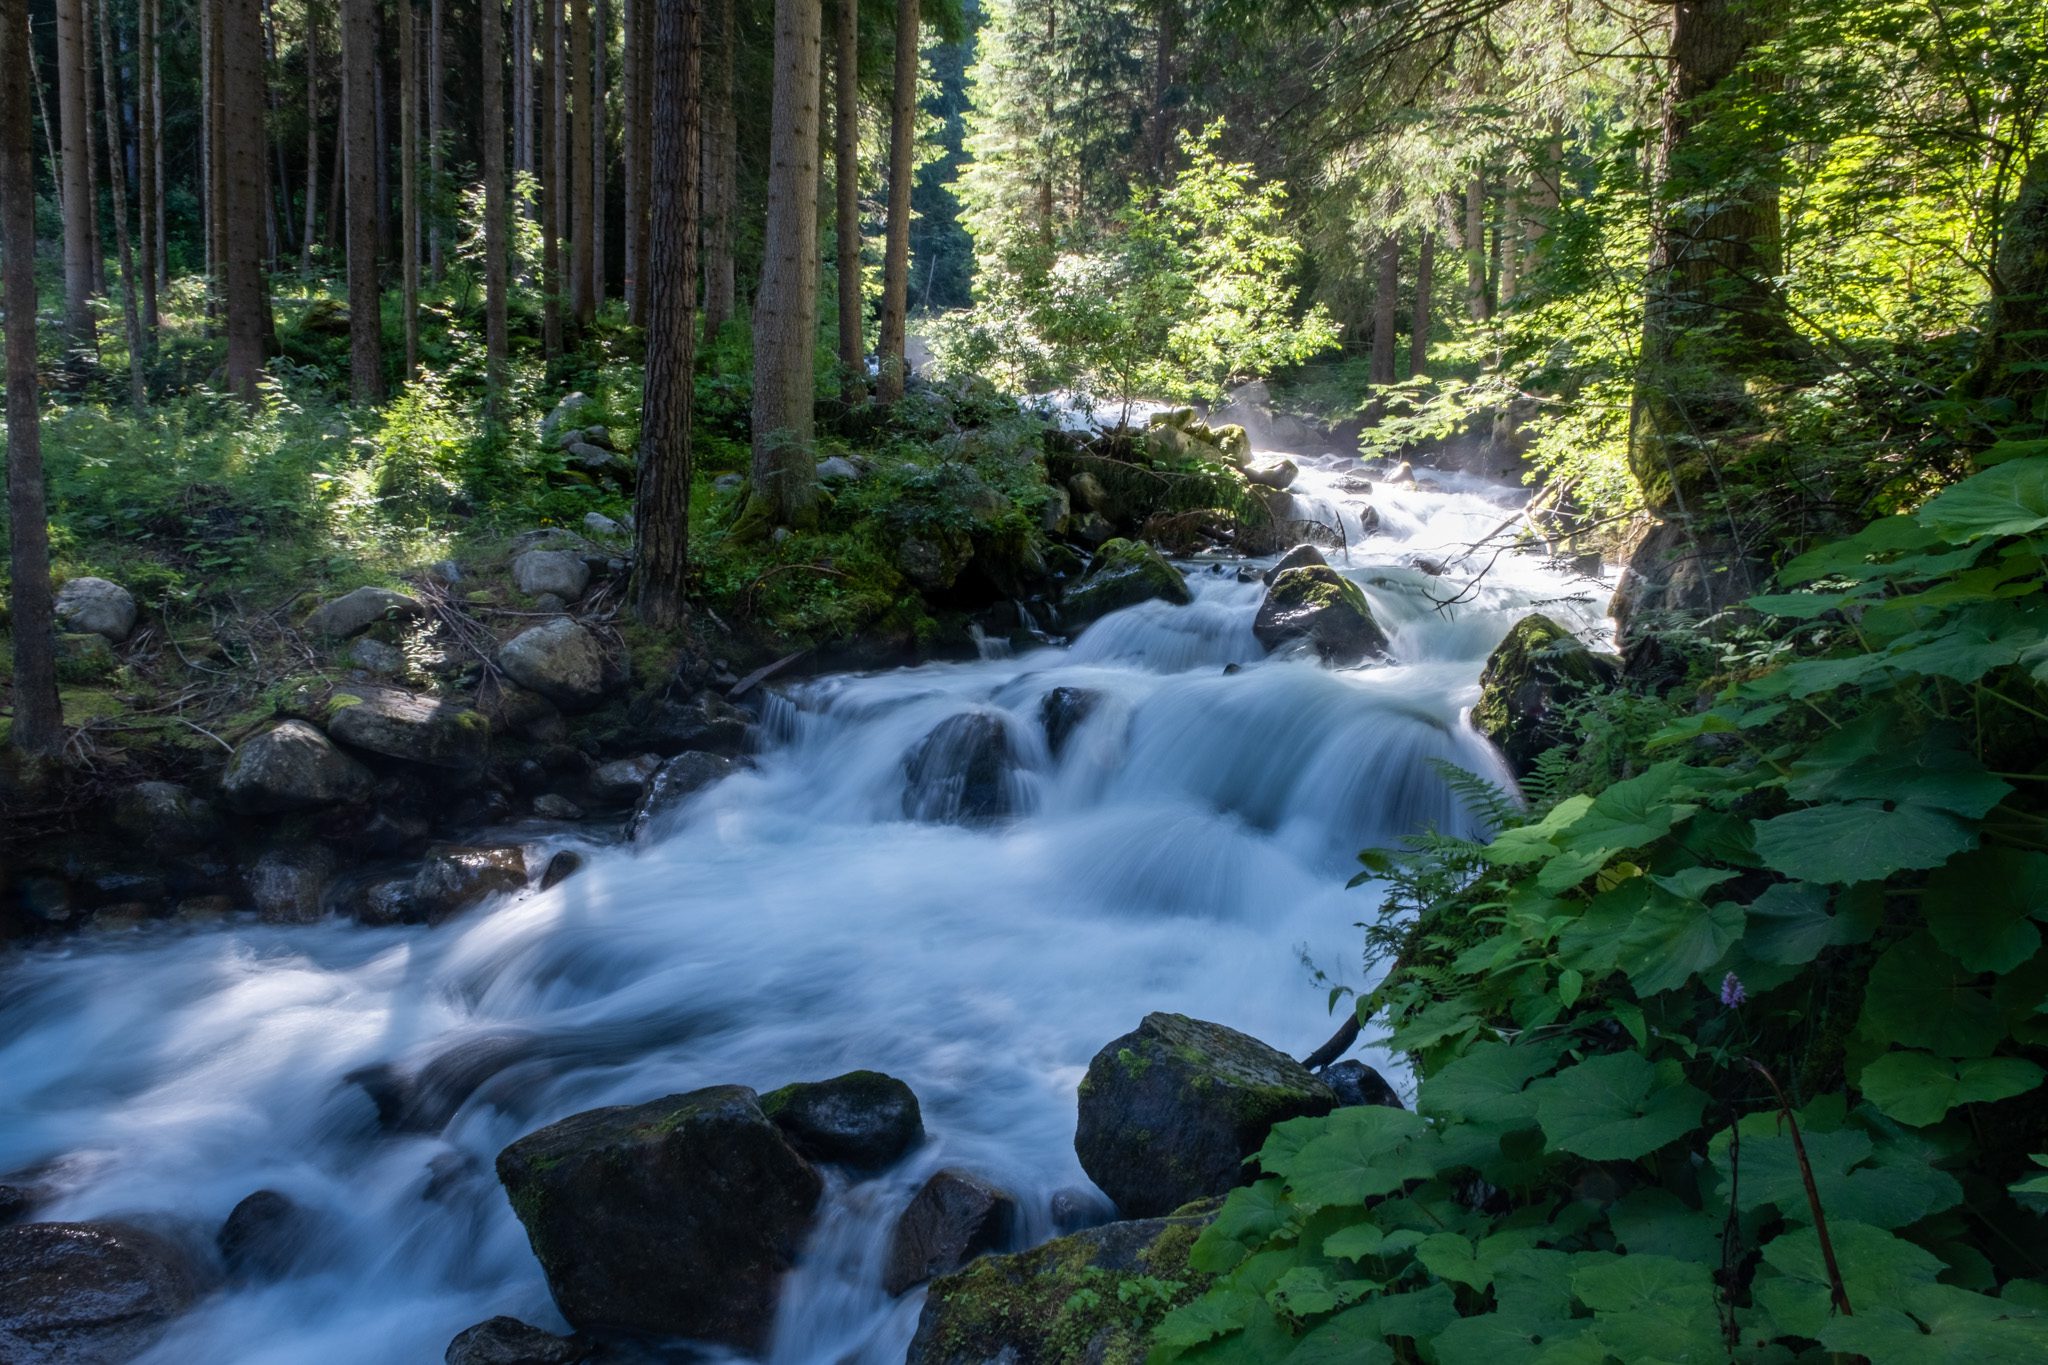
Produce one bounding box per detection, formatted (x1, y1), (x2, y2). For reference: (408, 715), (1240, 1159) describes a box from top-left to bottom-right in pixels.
(495, 1086), (823, 1352)
(1059, 539), (1192, 630)
(1075, 1013), (1336, 1218)
(1252, 565), (1389, 666)
(760, 1070), (924, 1172)
(0, 1220), (208, 1362)
(902, 713), (1019, 824)
(884, 1170), (1017, 1296)
(905, 1204), (1216, 1365)
(1262, 543), (1327, 585)
(1474, 613), (1621, 776)
(629, 752), (744, 841)
(221, 720), (374, 813)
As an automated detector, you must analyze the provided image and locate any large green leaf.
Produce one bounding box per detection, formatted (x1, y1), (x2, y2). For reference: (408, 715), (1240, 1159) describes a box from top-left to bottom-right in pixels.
(1559, 762), (1698, 853)
(1531, 1053), (1707, 1160)
(1785, 729), (2013, 818)
(1619, 897), (1745, 995)
(1431, 1311), (1589, 1365)
(1776, 514), (1944, 584)
(1856, 1051), (2044, 1127)
(1819, 1282), (2048, 1363)
(1418, 1040), (1567, 1125)
(1281, 1106), (1435, 1212)
(1917, 457), (2048, 541)
(1744, 881), (1880, 964)
(1859, 934), (2005, 1058)
(1570, 1254), (1724, 1363)
(1756, 1220), (1943, 1339)
(1923, 849), (2048, 972)
(1709, 1119), (1961, 1229)
(1753, 801), (1976, 884)
(1192, 1179), (1292, 1273)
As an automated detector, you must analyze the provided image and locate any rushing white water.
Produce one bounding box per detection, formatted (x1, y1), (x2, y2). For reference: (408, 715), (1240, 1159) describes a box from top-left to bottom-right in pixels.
(0, 447), (1610, 1364)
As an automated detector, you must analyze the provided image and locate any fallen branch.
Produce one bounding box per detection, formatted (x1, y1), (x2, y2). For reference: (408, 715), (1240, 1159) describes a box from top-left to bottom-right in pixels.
(1748, 1059), (1852, 1317)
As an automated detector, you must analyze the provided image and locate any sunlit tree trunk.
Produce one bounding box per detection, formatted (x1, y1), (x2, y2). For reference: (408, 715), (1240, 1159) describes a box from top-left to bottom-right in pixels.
(636, 0), (701, 628)
(541, 0), (563, 360)
(748, 0), (822, 527)
(874, 0), (918, 402)
(138, 0), (159, 335)
(428, 0), (443, 278)
(57, 0), (97, 353)
(1463, 174), (1487, 321)
(698, 0), (733, 335)
(833, 0), (861, 403)
(621, 0), (638, 315)
(1370, 230), (1398, 385)
(221, 0), (270, 400)
(1410, 224), (1433, 378)
(343, 0), (382, 400)
(94, 0), (145, 409)
(483, 0), (508, 417)
(591, 0), (606, 309)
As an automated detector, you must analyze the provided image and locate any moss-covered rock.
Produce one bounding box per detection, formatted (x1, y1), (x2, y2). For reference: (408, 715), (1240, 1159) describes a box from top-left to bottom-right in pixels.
(1060, 539), (1192, 630)
(1251, 565), (1389, 665)
(1473, 612), (1620, 776)
(883, 1169), (1017, 1296)
(222, 720), (375, 813)
(326, 685), (490, 770)
(904, 1203), (1217, 1365)
(759, 1070), (924, 1172)
(1074, 1013), (1336, 1218)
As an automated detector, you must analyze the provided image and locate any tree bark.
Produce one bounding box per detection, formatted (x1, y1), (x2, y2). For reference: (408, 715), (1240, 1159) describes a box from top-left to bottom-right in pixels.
(1147, 0), (1177, 182)
(541, 0), (563, 359)
(482, 0), (508, 418)
(137, 0), (159, 335)
(374, 11), (390, 258)
(591, 0), (606, 308)
(94, 0), (144, 409)
(343, 0), (382, 400)
(698, 0), (733, 335)
(569, 0), (593, 324)
(301, 0), (319, 274)
(83, 21), (103, 295)
(635, 0), (701, 628)
(263, 0), (293, 266)
(620, 0), (638, 315)
(3, 0), (63, 757)
(874, 0), (918, 403)
(1370, 229), (1398, 386)
(56, 0), (96, 352)
(513, 0), (530, 194)
(400, 0), (419, 378)
(1463, 174), (1487, 321)
(427, 0), (443, 278)
(748, 0), (822, 526)
(221, 0), (270, 399)
(1409, 223), (1433, 378)
(150, 13), (165, 284)
(1497, 185), (1519, 308)
(833, 0), (862, 403)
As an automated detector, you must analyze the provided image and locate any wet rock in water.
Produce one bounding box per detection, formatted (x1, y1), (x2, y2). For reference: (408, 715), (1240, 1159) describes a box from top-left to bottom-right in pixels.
(53, 576), (137, 642)
(1332, 474), (1375, 495)
(1252, 565), (1389, 666)
(629, 752), (742, 841)
(639, 692), (752, 755)
(532, 794), (583, 821)
(410, 845), (529, 924)
(495, 1086), (823, 1351)
(884, 1170), (1018, 1297)
(218, 1190), (317, 1280)
(0, 1220), (207, 1362)
(222, 720), (374, 813)
(902, 713), (1017, 824)
(1261, 542), (1328, 585)
(1210, 423), (1252, 463)
(111, 781), (221, 853)
(905, 1205), (1215, 1365)
(1386, 460), (1417, 486)
(304, 586), (424, 640)
(1038, 686), (1102, 757)
(539, 851), (585, 890)
(511, 550), (593, 601)
(1244, 458), (1298, 491)
(498, 620), (626, 712)
(0, 1183), (40, 1227)
(1075, 1013), (1336, 1218)
(1474, 612), (1620, 777)
(760, 1071), (924, 1172)
(351, 1031), (540, 1132)
(1322, 1060), (1405, 1110)
(445, 1317), (593, 1365)
(247, 845), (339, 923)
(1060, 539), (1192, 629)
(327, 686), (490, 770)
(1408, 554), (1446, 576)
(588, 754), (661, 806)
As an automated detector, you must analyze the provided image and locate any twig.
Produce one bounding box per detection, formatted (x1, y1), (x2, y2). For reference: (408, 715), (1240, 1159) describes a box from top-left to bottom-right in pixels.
(1301, 1012), (1362, 1072)
(1747, 1060), (1852, 1317)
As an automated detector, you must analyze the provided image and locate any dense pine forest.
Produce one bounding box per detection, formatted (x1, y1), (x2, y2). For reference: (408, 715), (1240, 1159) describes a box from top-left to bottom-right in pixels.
(2, 0), (2048, 1359)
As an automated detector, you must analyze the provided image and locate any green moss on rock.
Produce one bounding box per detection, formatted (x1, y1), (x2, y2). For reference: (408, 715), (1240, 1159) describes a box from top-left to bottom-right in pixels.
(1473, 612), (1620, 776)
(1061, 539), (1193, 630)
(1251, 565), (1388, 665)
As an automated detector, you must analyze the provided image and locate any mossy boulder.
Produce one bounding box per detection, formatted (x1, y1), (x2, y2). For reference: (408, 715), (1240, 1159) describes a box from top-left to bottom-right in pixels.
(495, 1085), (823, 1352)
(326, 686), (490, 770)
(760, 1070), (923, 1172)
(1060, 539), (1192, 630)
(1473, 613), (1621, 777)
(904, 1203), (1217, 1365)
(1074, 1013), (1335, 1218)
(1262, 543), (1327, 585)
(498, 620), (627, 713)
(1252, 565), (1389, 666)
(303, 586), (424, 640)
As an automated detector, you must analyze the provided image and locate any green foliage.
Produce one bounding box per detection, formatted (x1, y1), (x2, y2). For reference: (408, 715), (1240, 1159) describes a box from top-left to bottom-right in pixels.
(1154, 458), (2048, 1363)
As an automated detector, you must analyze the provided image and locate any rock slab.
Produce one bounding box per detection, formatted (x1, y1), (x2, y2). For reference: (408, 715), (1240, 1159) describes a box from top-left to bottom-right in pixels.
(222, 720), (374, 813)
(304, 586), (424, 640)
(0, 1221), (205, 1363)
(327, 687), (490, 770)
(498, 620), (624, 713)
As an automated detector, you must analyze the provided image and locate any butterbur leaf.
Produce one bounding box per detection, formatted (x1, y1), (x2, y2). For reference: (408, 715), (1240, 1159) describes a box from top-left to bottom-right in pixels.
(1570, 1254), (1724, 1362)
(1856, 1052), (2043, 1127)
(1192, 1179), (1291, 1272)
(1757, 1221), (1943, 1339)
(1859, 934), (2004, 1058)
(1785, 728), (2013, 818)
(1819, 1281), (2048, 1363)
(1753, 801), (1976, 884)
(1917, 456), (2048, 541)
(1276, 1306), (1398, 1365)
(1418, 1039), (1567, 1124)
(1709, 1118), (1962, 1229)
(1282, 1106), (1434, 1212)
(1559, 762), (1697, 853)
(1745, 881), (1879, 964)
(1923, 849), (2048, 972)
(1431, 1310), (1589, 1365)
(1777, 514), (1943, 584)
(1532, 1052), (1707, 1160)
(1619, 897), (1745, 995)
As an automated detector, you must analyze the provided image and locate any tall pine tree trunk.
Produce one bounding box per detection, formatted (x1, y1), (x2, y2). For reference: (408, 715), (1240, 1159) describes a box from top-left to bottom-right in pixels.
(635, 0), (701, 627)
(1409, 224), (1433, 378)
(1148, 0), (1177, 182)
(301, 0), (319, 274)
(138, 0), (159, 336)
(874, 0), (918, 402)
(400, 0), (419, 377)
(591, 0), (605, 308)
(747, 0), (822, 527)
(569, 0), (593, 325)
(221, 0), (270, 399)
(1496, 186), (1519, 308)
(1370, 230), (1399, 386)
(428, 0), (443, 278)
(94, 0), (144, 409)
(620, 0), (638, 314)
(541, 0), (563, 360)
(698, 0), (733, 335)
(1463, 174), (1487, 321)
(343, 0), (382, 400)
(833, 0), (861, 403)
(57, 0), (97, 353)
(483, 0), (508, 417)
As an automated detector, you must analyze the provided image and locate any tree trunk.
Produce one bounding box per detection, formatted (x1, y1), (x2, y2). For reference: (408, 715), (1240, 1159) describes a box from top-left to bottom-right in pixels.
(1497, 186), (1519, 308)
(138, 0), (159, 335)
(748, 0), (822, 526)
(374, 14), (390, 257)
(482, 0), (508, 417)
(150, 15), (165, 284)
(1463, 174), (1487, 321)
(1370, 230), (1398, 386)
(301, 0), (319, 274)
(1409, 224), (1433, 378)
(541, 0), (563, 359)
(569, 0), (592, 324)
(2, 0), (63, 757)
(591, 0), (606, 309)
(621, 0), (638, 315)
(84, 23), (104, 295)
(209, 0), (228, 304)
(833, 0), (861, 402)
(57, 0), (96, 352)
(325, 77), (346, 249)
(1147, 0), (1177, 182)
(221, 0), (270, 399)
(94, 0), (144, 409)
(399, 0), (419, 377)
(698, 0), (733, 335)
(343, 0), (382, 400)
(427, 0), (443, 278)
(513, 0), (529, 194)
(635, 0), (701, 627)
(875, 0), (918, 402)
(263, 0), (293, 266)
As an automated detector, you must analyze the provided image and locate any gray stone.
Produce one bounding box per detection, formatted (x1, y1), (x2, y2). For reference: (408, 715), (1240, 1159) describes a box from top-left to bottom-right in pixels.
(445, 1317), (592, 1365)
(1074, 1012), (1336, 1217)
(532, 794), (584, 820)
(0, 1221), (207, 1363)
(218, 1190), (317, 1280)
(1252, 566), (1389, 666)
(1322, 1061), (1404, 1110)
(1061, 539), (1191, 630)
(541, 392), (601, 444)
(349, 638), (406, 675)
(511, 550), (592, 600)
(53, 577), (137, 642)
(581, 511), (625, 538)
(247, 846), (339, 923)
(884, 1170), (1017, 1297)
(817, 455), (861, 482)
(1244, 458), (1298, 490)
(714, 473), (745, 493)
(760, 1072), (924, 1172)
(1070, 511), (1115, 548)
(327, 687), (490, 769)
(222, 720), (374, 813)
(111, 781), (221, 852)
(1067, 471), (1109, 513)
(902, 713), (1016, 825)
(1262, 543), (1327, 585)
(630, 752), (742, 841)
(304, 586), (424, 640)
(1038, 486), (1072, 534)
(1473, 613), (1620, 777)
(410, 846), (528, 924)
(588, 754), (661, 805)
(498, 620), (625, 712)
(1039, 686), (1102, 757)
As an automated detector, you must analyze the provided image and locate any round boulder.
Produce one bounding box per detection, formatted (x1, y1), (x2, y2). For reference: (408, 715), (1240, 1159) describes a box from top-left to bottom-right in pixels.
(1038, 686), (1102, 757)
(1473, 613), (1621, 777)
(884, 1170), (1017, 1297)
(0, 1221), (206, 1362)
(110, 781), (221, 853)
(1261, 543), (1327, 586)
(1074, 1013), (1336, 1218)
(901, 713), (1017, 825)
(1252, 565), (1389, 666)
(303, 586), (424, 640)
(1061, 540), (1192, 630)
(53, 577), (137, 642)
(326, 687), (490, 770)
(498, 620), (625, 713)
(218, 1190), (319, 1280)
(1244, 458), (1298, 491)
(760, 1071), (924, 1172)
(221, 720), (374, 814)
(511, 550), (592, 601)
(629, 752), (743, 842)
(246, 845), (339, 923)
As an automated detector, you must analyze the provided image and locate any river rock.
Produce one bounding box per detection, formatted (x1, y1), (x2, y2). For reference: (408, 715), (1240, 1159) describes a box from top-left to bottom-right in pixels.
(884, 1170), (1017, 1297)
(495, 1086), (823, 1351)
(902, 712), (1017, 824)
(905, 1205), (1215, 1365)
(480, 682), (567, 744)
(588, 754), (660, 805)
(350, 1031), (540, 1132)
(1039, 686), (1101, 757)
(222, 720), (374, 813)
(498, 620), (625, 712)
(445, 1317), (592, 1365)
(1244, 458), (1298, 490)
(629, 752), (742, 841)
(531, 793), (583, 820)
(247, 845), (339, 923)
(410, 845), (529, 924)
(0, 1221), (207, 1362)
(1210, 423), (1251, 463)
(218, 1190), (317, 1280)
(511, 550), (592, 601)
(1061, 539), (1192, 629)
(1074, 1013), (1336, 1217)
(349, 638), (405, 676)
(53, 577), (137, 642)
(327, 687), (490, 770)
(1252, 565), (1389, 666)
(1038, 485), (1072, 534)
(1474, 613), (1621, 776)
(1323, 1060), (1404, 1110)
(304, 586), (424, 640)
(1262, 543), (1328, 585)
(1, 1186), (37, 1226)
(640, 691), (752, 755)
(110, 781), (221, 852)
(1070, 511), (1115, 547)
(760, 1071), (924, 1172)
